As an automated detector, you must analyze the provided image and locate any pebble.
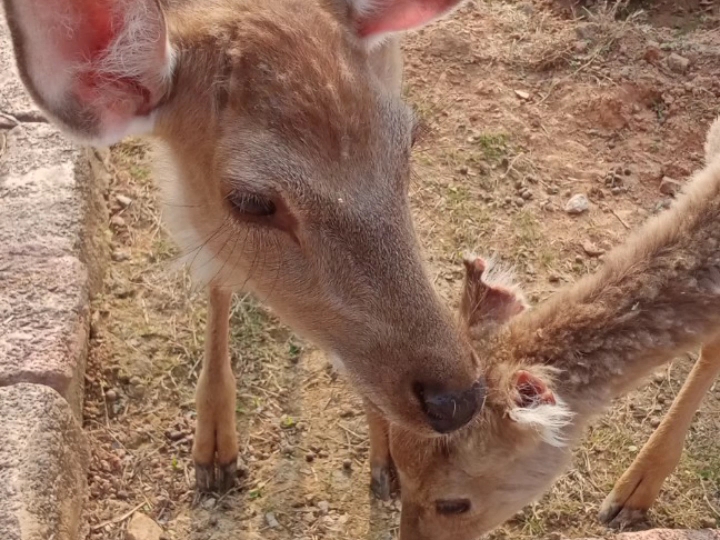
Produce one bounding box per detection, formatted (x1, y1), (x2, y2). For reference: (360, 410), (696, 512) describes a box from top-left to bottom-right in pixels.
(649, 416), (662, 428)
(305, 452), (315, 462)
(659, 176), (682, 196)
(111, 249), (130, 262)
(265, 512), (280, 529)
(202, 497), (216, 510)
(317, 501), (330, 514)
(565, 194), (589, 215)
(126, 513), (162, 540)
(116, 194), (133, 208)
(514, 89), (530, 100)
(342, 459), (353, 470)
(166, 430), (184, 442)
(105, 389), (119, 402)
(667, 53), (690, 73)
(582, 241), (605, 257)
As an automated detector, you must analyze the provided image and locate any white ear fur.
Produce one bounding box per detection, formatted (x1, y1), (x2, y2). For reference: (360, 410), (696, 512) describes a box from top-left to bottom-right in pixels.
(509, 395), (574, 448)
(6, 0), (173, 146)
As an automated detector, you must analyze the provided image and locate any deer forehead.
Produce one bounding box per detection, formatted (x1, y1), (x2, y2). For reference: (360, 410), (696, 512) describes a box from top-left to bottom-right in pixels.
(166, 4), (414, 183)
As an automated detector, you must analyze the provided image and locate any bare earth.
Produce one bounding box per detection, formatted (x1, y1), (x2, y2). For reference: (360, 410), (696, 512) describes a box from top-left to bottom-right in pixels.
(83, 1), (720, 539)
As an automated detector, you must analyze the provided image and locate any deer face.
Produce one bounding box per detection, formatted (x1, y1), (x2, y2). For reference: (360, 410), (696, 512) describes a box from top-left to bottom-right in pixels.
(3, 0), (482, 434)
(392, 256), (577, 539)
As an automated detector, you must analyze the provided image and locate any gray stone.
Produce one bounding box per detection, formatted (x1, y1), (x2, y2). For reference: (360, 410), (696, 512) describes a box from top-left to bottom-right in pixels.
(0, 5), (109, 419)
(565, 194), (590, 214)
(0, 384), (88, 540)
(667, 53), (691, 73)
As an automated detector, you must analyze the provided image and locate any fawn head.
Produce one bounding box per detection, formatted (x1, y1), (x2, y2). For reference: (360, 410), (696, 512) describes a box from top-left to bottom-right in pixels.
(3, 0), (483, 434)
(393, 256), (577, 540)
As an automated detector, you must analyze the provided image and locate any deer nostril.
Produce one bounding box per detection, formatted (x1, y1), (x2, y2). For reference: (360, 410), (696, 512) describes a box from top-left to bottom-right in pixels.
(415, 381), (484, 434)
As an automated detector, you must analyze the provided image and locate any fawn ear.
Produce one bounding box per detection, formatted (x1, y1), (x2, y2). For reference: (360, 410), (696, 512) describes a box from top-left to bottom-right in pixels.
(4, 0), (173, 146)
(349, 0), (465, 43)
(460, 255), (528, 330)
(507, 369), (573, 447)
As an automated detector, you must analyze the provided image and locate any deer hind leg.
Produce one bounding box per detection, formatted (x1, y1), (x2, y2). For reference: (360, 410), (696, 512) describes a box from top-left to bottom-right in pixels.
(365, 399), (398, 500)
(599, 336), (720, 528)
(192, 286), (238, 493)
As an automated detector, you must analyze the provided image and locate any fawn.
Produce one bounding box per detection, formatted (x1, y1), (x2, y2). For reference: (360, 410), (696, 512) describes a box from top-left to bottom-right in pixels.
(2, 0), (485, 492)
(366, 116), (720, 540)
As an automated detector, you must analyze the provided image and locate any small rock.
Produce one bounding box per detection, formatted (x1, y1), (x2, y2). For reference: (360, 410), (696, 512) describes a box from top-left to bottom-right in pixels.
(126, 513), (162, 540)
(653, 372), (665, 384)
(699, 517), (717, 528)
(317, 501), (330, 515)
(582, 241), (605, 257)
(166, 430), (184, 442)
(317, 450), (329, 459)
(649, 416), (662, 428)
(116, 194), (133, 208)
(667, 53), (690, 73)
(305, 452), (315, 462)
(342, 459), (353, 470)
(514, 89), (530, 100)
(110, 215), (126, 228)
(565, 194), (589, 215)
(521, 189), (533, 200)
(265, 512), (280, 529)
(202, 497), (216, 510)
(111, 250), (131, 262)
(644, 44), (662, 63)
(659, 176), (682, 196)
(628, 445), (638, 453)
(105, 389), (119, 402)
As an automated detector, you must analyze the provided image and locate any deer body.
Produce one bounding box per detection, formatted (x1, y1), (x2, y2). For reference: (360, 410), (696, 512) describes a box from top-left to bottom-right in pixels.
(3, 0), (484, 492)
(385, 116), (720, 540)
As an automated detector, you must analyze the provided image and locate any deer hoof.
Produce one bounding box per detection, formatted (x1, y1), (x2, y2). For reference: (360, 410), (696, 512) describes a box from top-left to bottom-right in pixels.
(194, 459), (237, 493)
(215, 459), (238, 493)
(598, 497), (649, 529)
(195, 462), (216, 493)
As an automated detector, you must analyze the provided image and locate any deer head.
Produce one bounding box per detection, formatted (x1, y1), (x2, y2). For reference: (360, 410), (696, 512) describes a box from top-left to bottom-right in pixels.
(2, 0), (483, 434)
(392, 255), (577, 540)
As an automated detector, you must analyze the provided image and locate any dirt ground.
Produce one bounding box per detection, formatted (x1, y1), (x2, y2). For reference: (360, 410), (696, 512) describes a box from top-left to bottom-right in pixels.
(82, 1), (720, 539)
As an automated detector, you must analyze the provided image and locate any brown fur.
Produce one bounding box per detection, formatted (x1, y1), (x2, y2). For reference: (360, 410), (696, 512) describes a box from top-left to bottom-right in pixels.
(3, 0), (477, 492)
(379, 116), (720, 540)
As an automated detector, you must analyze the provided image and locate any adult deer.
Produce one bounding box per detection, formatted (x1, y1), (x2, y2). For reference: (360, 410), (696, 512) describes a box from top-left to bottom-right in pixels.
(2, 0), (484, 492)
(369, 117), (720, 539)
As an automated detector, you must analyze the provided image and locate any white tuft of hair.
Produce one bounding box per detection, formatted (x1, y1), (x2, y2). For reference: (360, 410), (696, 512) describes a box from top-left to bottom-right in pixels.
(705, 116), (720, 164)
(509, 394), (575, 448)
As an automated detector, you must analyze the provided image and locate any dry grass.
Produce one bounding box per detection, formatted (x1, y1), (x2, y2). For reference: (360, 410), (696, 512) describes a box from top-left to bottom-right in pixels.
(83, 1), (720, 539)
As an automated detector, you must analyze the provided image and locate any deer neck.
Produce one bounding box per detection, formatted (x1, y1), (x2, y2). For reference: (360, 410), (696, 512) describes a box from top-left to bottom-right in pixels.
(508, 158), (720, 419)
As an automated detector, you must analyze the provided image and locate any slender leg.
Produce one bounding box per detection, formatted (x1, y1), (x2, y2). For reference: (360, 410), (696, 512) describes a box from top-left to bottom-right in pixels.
(192, 285), (238, 492)
(365, 399), (397, 500)
(599, 337), (720, 527)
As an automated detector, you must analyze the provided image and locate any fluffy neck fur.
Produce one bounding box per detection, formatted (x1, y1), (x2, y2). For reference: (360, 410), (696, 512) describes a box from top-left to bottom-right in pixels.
(506, 152), (720, 421)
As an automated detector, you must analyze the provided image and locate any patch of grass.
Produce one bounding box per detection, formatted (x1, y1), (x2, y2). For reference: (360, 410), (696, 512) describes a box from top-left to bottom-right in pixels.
(471, 133), (511, 162)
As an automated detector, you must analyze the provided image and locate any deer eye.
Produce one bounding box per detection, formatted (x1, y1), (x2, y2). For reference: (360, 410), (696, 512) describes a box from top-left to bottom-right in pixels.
(228, 192), (276, 218)
(435, 499), (471, 515)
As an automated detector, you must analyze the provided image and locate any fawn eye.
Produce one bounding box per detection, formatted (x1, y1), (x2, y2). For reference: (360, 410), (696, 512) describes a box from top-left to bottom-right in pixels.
(436, 499), (471, 515)
(228, 192), (276, 218)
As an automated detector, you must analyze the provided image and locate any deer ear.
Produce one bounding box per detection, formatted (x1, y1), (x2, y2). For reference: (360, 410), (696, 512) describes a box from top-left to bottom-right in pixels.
(460, 255), (528, 330)
(507, 369), (573, 447)
(349, 0), (465, 44)
(4, 0), (173, 146)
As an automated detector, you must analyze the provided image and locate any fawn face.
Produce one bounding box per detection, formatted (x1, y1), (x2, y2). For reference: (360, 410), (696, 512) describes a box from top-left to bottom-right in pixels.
(393, 257), (577, 540)
(3, 0), (482, 434)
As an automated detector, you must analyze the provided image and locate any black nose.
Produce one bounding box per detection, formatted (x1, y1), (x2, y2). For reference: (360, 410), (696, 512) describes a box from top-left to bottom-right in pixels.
(416, 381), (484, 433)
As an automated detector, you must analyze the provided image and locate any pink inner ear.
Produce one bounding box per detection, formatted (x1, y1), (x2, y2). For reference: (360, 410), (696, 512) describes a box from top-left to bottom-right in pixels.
(515, 370), (556, 407)
(356, 0), (460, 38)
